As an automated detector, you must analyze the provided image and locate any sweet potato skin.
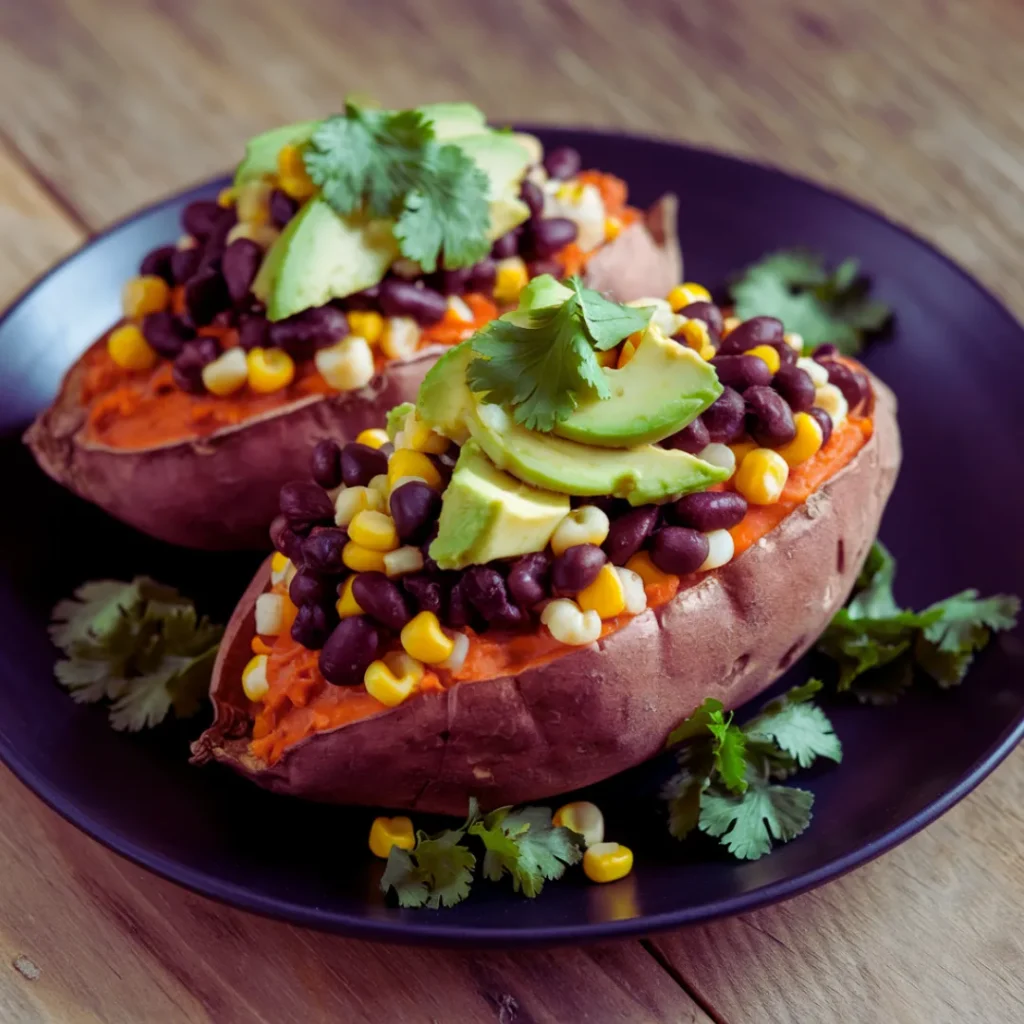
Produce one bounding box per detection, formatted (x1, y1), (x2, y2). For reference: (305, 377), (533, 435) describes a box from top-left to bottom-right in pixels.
(24, 198), (681, 551)
(193, 376), (900, 815)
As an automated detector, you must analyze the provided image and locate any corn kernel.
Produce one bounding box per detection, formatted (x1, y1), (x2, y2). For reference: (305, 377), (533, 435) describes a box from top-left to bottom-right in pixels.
(384, 545), (425, 577)
(369, 815), (416, 858)
(381, 316), (421, 360)
(236, 178), (273, 225)
(614, 566), (648, 614)
(177, 234), (197, 251)
(541, 598), (602, 646)
(735, 448), (790, 505)
(122, 275), (170, 318)
(577, 564), (626, 620)
(494, 257), (529, 304)
(356, 428), (390, 449)
(699, 529), (735, 571)
(401, 611), (455, 664)
(678, 319), (710, 352)
(342, 541), (388, 573)
(667, 283), (711, 311)
(446, 295), (474, 323)
(276, 143), (316, 200)
(697, 442), (737, 479)
(398, 414), (449, 455)
(616, 338), (637, 368)
(746, 344), (781, 374)
(315, 336), (374, 391)
(698, 341), (717, 361)
(438, 630), (470, 672)
(815, 383), (849, 429)
(625, 551), (675, 589)
(241, 654), (269, 701)
(583, 842), (634, 883)
(270, 552), (291, 584)
(247, 347), (295, 394)
(604, 216), (623, 241)
(551, 505), (610, 555)
(364, 651), (425, 708)
(722, 315), (741, 337)
(388, 449), (442, 491)
(595, 348), (617, 368)
(784, 331), (804, 353)
(729, 440), (758, 466)
(349, 509), (399, 552)
(777, 411), (824, 467)
(255, 593), (285, 635)
(107, 323), (158, 371)
(553, 801), (605, 847)
(201, 347), (249, 396)
(217, 186), (236, 208)
(797, 356), (829, 386)
(226, 222), (280, 248)
(336, 576), (364, 618)
(347, 310), (385, 346)
(335, 485), (383, 527)
(368, 474), (390, 503)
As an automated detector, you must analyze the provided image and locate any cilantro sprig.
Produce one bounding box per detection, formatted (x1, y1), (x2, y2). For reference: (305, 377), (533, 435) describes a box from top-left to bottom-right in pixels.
(466, 276), (651, 431)
(662, 682), (842, 860)
(50, 578), (223, 731)
(380, 798), (584, 909)
(303, 103), (491, 273)
(730, 249), (892, 354)
(818, 541), (1020, 703)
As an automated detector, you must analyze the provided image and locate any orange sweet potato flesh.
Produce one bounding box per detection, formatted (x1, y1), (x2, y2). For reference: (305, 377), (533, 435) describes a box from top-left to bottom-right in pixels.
(193, 374), (900, 814)
(23, 197), (681, 551)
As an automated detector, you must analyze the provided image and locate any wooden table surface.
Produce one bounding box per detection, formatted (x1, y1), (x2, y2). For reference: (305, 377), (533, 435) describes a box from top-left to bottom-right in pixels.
(1, 1), (1023, 1021)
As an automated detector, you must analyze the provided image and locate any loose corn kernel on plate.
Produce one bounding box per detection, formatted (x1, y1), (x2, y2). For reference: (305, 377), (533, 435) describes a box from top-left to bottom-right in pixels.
(0, 129), (1022, 946)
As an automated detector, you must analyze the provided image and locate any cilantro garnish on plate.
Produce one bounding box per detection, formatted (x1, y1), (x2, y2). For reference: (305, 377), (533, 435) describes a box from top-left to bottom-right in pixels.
(303, 102), (491, 273)
(466, 276), (651, 432)
(730, 248), (892, 354)
(817, 541), (1020, 704)
(663, 681), (842, 860)
(49, 578), (223, 731)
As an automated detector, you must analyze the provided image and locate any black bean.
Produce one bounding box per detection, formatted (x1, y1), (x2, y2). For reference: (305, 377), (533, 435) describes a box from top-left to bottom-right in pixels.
(270, 514), (304, 562)
(604, 507), (659, 565)
(344, 284), (381, 311)
(340, 443), (388, 488)
(302, 527), (348, 576)
(289, 568), (331, 609)
(526, 257), (563, 279)
(679, 301), (724, 339)
(812, 343), (838, 361)
(140, 245), (176, 284)
(525, 218), (578, 259)
(772, 363), (816, 413)
(507, 552), (552, 607)
(170, 247), (201, 286)
(671, 492), (748, 532)
(544, 146), (582, 180)
(445, 577), (475, 630)
(745, 385), (797, 447)
(491, 230), (521, 259)
(352, 572), (412, 631)
(141, 311), (194, 359)
(319, 616), (381, 686)
(776, 341), (798, 366)
(389, 481), (441, 543)
(663, 417), (711, 455)
(520, 178), (545, 218)
(403, 573), (445, 616)
(551, 544), (607, 595)
(182, 200), (223, 239)
(702, 386), (746, 444)
(291, 602), (334, 650)
(436, 267), (473, 295)
(280, 480), (336, 532)
(718, 315), (784, 355)
(221, 238), (263, 304)
(420, 521), (440, 574)
(461, 566), (517, 623)
(711, 354), (774, 392)
(237, 314), (269, 351)
(310, 439), (342, 490)
(468, 258), (497, 294)
(809, 406), (834, 448)
(379, 277), (448, 325)
(269, 188), (299, 228)
(818, 359), (866, 410)
(197, 209), (237, 271)
(183, 268), (230, 326)
(171, 336), (220, 393)
(210, 308), (237, 329)
(269, 305), (348, 358)
(651, 527), (709, 575)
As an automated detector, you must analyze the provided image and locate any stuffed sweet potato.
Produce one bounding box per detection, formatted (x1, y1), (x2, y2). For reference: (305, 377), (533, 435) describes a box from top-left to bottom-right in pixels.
(24, 102), (681, 550)
(192, 274), (901, 814)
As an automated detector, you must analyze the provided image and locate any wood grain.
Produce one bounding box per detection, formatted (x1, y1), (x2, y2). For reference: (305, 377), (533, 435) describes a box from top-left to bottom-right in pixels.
(1, 0), (1023, 1021)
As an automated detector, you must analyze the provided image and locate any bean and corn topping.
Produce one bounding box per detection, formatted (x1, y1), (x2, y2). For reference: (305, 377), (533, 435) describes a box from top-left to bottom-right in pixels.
(248, 282), (874, 719)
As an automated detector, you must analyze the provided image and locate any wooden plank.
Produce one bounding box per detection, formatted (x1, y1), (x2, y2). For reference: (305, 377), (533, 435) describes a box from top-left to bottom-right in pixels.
(0, 766), (712, 1023)
(652, 749), (1024, 1024)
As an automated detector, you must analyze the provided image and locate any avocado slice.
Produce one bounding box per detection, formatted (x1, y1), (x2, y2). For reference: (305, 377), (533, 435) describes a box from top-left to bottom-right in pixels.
(417, 342), (474, 441)
(448, 132), (535, 239)
(233, 121), (318, 187)
(554, 326), (723, 447)
(429, 441), (570, 570)
(420, 103), (488, 140)
(467, 402), (729, 505)
(252, 197), (398, 321)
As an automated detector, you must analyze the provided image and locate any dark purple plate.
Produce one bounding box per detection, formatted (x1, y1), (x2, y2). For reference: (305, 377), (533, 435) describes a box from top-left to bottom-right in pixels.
(1, 129), (1022, 946)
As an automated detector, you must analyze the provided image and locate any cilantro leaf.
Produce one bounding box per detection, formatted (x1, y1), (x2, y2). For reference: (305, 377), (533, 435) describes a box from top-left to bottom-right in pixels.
(699, 782), (814, 860)
(662, 764), (710, 840)
(730, 248), (892, 354)
(665, 697), (725, 748)
(570, 278), (652, 350)
(379, 848), (430, 908)
(395, 143), (491, 273)
(381, 825), (476, 910)
(707, 713), (748, 794)
(744, 681), (843, 768)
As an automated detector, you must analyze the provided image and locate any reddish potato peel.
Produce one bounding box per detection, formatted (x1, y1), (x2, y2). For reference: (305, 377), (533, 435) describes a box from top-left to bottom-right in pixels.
(192, 376), (899, 815)
(24, 195), (681, 551)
